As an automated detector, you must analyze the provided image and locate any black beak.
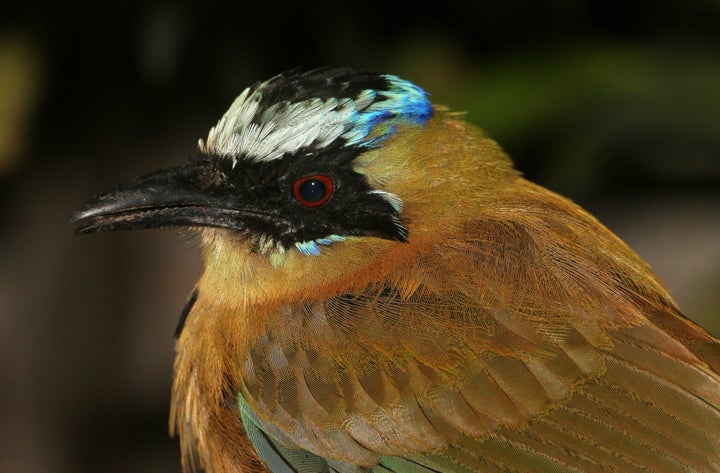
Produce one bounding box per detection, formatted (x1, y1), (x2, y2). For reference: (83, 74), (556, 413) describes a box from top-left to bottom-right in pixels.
(71, 162), (261, 234)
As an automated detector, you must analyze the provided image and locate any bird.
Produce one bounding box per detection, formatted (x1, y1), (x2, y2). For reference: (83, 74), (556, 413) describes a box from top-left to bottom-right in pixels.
(72, 67), (720, 473)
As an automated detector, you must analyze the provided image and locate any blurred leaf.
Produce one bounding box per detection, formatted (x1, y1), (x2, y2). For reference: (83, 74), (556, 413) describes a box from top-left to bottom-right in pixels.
(458, 42), (720, 194)
(0, 29), (44, 176)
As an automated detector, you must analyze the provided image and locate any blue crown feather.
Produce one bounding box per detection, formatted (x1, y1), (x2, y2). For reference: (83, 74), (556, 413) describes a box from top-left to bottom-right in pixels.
(343, 74), (432, 147)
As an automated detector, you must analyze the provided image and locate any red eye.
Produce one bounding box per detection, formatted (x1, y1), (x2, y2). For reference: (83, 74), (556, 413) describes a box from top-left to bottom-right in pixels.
(292, 174), (334, 207)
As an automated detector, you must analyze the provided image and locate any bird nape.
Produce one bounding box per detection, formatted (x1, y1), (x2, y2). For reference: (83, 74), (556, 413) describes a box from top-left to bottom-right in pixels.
(71, 67), (720, 473)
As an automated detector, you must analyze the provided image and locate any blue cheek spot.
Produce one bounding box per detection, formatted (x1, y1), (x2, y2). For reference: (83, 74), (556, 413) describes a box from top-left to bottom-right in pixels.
(295, 235), (346, 256)
(295, 240), (321, 256)
(315, 234), (346, 246)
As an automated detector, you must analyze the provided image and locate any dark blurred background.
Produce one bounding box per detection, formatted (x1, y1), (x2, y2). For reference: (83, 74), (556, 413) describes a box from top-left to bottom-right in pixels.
(1, 2), (719, 472)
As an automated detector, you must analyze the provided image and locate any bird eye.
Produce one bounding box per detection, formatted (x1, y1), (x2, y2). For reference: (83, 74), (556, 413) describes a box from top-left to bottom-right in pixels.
(292, 175), (334, 207)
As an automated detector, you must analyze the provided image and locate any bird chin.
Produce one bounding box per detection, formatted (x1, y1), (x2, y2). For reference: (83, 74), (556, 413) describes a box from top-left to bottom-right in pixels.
(197, 227), (292, 269)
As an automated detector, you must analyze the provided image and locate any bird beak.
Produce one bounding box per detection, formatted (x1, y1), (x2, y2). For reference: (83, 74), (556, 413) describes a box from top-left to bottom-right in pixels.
(71, 162), (251, 234)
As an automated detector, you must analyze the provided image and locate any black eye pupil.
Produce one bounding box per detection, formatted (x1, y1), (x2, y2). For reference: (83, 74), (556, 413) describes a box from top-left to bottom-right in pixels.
(298, 179), (326, 202)
(293, 174), (334, 207)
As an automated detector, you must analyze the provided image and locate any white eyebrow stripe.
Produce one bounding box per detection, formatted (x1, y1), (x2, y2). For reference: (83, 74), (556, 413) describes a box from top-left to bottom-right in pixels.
(201, 94), (357, 161)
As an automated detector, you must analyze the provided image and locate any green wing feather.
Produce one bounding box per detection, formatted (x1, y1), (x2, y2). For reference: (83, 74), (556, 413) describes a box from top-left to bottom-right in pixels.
(240, 395), (330, 473)
(240, 394), (449, 473)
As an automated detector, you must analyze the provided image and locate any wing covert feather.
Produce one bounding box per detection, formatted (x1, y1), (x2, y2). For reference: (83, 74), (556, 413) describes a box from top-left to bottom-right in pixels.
(240, 207), (720, 471)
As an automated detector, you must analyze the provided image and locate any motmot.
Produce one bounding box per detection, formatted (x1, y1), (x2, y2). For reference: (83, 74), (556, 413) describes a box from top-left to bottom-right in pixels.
(72, 68), (720, 472)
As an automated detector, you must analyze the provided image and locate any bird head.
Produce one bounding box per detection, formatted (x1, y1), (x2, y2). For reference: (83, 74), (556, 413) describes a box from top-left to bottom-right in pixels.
(72, 68), (516, 304)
